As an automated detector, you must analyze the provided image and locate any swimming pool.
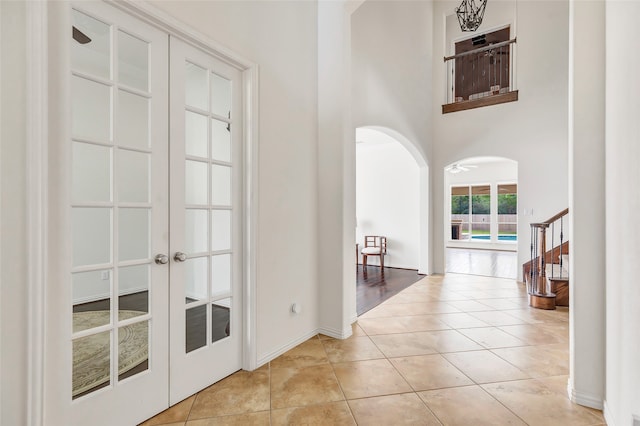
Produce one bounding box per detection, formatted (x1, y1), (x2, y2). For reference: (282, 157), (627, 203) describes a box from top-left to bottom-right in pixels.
(471, 235), (517, 241)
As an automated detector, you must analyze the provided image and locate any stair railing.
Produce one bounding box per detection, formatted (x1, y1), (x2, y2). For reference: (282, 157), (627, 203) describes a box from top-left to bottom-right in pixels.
(527, 208), (569, 310)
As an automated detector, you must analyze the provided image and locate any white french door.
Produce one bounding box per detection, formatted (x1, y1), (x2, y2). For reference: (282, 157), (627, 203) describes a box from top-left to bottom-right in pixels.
(168, 37), (243, 404)
(45, 2), (244, 424)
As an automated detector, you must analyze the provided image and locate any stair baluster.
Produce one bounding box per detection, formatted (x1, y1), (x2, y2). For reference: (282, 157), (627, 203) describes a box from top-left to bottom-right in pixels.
(551, 222), (555, 278)
(523, 208), (569, 310)
(529, 222), (556, 310)
(559, 216), (564, 279)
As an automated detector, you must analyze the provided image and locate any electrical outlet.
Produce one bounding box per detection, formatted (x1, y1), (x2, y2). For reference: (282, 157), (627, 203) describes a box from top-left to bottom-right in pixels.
(101, 270), (110, 280)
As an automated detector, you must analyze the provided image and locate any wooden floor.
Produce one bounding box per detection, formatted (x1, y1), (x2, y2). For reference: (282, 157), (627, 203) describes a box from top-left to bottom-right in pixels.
(446, 247), (517, 279)
(356, 265), (425, 316)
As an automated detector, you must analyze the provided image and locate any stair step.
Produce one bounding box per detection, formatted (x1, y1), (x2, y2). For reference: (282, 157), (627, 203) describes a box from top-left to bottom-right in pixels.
(549, 279), (569, 306)
(545, 263), (568, 279)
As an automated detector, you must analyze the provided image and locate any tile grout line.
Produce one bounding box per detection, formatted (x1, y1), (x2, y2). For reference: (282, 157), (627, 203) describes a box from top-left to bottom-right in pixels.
(364, 321), (447, 425)
(319, 332), (359, 425)
(145, 274), (590, 425)
(364, 293), (492, 426)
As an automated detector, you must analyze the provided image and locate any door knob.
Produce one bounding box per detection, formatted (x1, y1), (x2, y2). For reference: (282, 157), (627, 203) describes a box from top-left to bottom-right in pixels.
(174, 252), (187, 262)
(154, 254), (169, 265)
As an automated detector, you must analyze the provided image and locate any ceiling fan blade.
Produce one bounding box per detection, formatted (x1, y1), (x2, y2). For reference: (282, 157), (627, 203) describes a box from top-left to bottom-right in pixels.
(73, 26), (92, 44)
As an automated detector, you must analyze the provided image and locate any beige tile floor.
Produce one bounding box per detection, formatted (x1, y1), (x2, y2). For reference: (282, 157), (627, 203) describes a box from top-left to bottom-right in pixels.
(141, 274), (605, 426)
(446, 248), (518, 279)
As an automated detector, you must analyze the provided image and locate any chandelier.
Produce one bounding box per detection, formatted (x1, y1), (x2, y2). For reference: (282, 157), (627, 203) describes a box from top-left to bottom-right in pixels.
(456, 0), (488, 32)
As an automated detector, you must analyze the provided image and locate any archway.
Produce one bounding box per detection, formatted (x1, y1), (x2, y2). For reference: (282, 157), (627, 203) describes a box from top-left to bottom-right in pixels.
(356, 126), (429, 276)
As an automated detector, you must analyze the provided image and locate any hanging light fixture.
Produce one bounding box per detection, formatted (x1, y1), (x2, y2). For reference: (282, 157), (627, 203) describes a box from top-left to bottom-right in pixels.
(456, 0), (488, 32)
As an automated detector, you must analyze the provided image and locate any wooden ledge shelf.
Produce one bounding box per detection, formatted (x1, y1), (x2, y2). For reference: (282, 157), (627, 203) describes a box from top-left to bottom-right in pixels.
(442, 90), (519, 114)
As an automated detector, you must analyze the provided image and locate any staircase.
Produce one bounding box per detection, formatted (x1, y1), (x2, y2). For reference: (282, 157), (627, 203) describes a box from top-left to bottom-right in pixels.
(522, 208), (569, 310)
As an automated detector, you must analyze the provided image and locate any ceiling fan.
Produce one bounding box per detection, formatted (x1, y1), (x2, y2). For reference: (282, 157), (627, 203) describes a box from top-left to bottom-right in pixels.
(73, 26), (92, 44)
(445, 163), (478, 174)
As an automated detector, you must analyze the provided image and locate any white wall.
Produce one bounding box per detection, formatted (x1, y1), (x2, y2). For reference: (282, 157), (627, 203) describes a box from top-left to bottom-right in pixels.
(568, 0), (605, 410)
(445, 158), (517, 251)
(0, 2), (29, 424)
(432, 0), (570, 280)
(356, 130), (420, 269)
(150, 1), (321, 362)
(605, 0), (640, 423)
(351, 0), (432, 164)
(317, 0), (357, 336)
(350, 0), (433, 274)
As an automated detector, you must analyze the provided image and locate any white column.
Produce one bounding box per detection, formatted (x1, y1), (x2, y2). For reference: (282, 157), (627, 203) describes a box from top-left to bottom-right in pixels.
(317, 0), (356, 337)
(604, 1), (640, 424)
(568, 0), (605, 409)
(1, 1), (29, 424)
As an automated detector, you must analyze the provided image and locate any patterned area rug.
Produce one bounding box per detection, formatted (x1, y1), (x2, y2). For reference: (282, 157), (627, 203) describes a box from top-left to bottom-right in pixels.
(72, 310), (148, 398)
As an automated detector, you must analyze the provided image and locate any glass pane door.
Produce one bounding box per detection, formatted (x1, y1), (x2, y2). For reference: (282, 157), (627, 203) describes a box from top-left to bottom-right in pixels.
(451, 186), (470, 240)
(498, 183), (518, 241)
(70, 8), (156, 399)
(470, 185), (491, 240)
(169, 37), (243, 406)
(49, 2), (170, 424)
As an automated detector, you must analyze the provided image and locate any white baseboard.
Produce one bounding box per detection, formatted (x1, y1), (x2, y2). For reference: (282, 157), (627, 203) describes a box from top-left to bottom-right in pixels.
(256, 329), (320, 367)
(567, 380), (604, 410)
(254, 323), (355, 369)
(318, 324), (353, 340)
(603, 400), (617, 426)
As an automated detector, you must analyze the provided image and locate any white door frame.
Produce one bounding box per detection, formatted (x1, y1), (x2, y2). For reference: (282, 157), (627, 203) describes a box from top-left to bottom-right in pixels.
(27, 1), (259, 424)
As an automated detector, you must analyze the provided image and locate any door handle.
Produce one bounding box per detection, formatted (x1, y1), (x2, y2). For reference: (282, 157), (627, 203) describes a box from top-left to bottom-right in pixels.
(154, 254), (169, 265)
(174, 252), (187, 262)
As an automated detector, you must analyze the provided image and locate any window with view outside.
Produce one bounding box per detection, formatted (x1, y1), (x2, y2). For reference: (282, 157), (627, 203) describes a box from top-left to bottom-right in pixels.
(451, 185), (491, 240)
(451, 183), (517, 242)
(471, 185), (490, 239)
(451, 186), (469, 240)
(498, 183), (517, 241)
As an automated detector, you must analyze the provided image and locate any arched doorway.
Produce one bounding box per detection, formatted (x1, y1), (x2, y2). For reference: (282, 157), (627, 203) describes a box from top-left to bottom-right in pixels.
(355, 126), (429, 314)
(444, 156), (518, 279)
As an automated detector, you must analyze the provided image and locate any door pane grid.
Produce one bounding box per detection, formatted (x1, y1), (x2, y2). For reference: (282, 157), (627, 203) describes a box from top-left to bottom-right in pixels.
(185, 155), (231, 163)
(185, 106), (232, 124)
(71, 76), (113, 144)
(71, 9), (112, 79)
(71, 14), (153, 399)
(113, 22), (151, 387)
(71, 70), (115, 91)
(117, 29), (150, 92)
(117, 84), (152, 99)
(70, 137), (115, 149)
(183, 60), (234, 354)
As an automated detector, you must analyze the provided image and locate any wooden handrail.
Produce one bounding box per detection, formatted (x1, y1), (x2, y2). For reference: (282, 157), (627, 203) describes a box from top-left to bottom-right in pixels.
(542, 208), (569, 225)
